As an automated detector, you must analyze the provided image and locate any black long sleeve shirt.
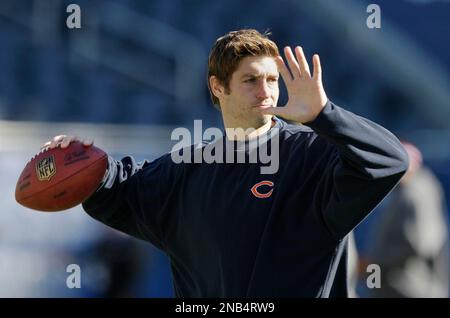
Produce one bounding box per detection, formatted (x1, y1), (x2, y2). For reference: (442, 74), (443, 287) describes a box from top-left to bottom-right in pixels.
(82, 101), (409, 297)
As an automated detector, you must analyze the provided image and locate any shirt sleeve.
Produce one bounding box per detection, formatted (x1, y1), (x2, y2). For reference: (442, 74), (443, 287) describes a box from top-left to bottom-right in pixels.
(304, 100), (409, 239)
(82, 153), (181, 250)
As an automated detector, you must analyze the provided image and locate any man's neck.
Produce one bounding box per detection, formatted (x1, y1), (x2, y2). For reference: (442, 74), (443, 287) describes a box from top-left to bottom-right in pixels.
(224, 118), (275, 141)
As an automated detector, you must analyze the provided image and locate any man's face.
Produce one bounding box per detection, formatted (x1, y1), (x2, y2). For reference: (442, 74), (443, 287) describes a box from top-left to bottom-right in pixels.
(216, 55), (279, 129)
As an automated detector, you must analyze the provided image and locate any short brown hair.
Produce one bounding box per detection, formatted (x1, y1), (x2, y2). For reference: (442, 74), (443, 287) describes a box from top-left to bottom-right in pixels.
(207, 29), (280, 110)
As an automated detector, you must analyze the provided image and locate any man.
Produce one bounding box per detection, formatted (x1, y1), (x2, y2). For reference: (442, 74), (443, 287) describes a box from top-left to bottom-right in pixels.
(363, 142), (449, 298)
(45, 29), (408, 297)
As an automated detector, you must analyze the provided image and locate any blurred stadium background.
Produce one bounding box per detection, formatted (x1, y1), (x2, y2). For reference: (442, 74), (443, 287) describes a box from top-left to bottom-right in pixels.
(0, 0), (449, 297)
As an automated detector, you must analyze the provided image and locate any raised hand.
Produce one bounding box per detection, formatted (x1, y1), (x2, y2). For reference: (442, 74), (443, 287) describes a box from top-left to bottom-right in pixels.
(260, 46), (328, 124)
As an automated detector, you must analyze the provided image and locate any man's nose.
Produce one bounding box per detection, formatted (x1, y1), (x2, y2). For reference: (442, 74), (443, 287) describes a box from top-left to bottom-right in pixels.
(256, 80), (271, 99)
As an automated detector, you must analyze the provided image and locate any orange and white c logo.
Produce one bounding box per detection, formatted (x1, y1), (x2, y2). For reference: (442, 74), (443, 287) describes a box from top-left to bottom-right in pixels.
(251, 180), (274, 199)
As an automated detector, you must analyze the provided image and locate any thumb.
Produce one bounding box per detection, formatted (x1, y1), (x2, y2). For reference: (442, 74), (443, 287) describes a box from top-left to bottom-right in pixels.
(259, 106), (288, 118)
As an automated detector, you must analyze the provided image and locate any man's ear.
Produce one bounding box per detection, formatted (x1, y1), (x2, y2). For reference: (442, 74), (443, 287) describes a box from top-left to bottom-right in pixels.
(209, 76), (225, 99)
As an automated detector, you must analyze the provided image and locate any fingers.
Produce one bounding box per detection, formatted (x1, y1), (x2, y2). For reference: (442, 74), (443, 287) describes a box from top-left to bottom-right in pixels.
(283, 46), (313, 80)
(41, 141), (51, 150)
(312, 54), (322, 82)
(275, 56), (293, 83)
(258, 106), (288, 119)
(60, 136), (76, 149)
(294, 46), (311, 77)
(43, 135), (93, 150)
(82, 139), (94, 147)
(45, 135), (66, 149)
(284, 47), (301, 79)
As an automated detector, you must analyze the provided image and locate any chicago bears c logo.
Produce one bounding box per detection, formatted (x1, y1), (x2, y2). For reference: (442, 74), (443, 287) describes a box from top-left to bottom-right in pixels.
(251, 180), (274, 198)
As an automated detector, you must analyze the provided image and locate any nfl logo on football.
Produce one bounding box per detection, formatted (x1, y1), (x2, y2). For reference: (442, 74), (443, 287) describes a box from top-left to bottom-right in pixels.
(36, 155), (56, 181)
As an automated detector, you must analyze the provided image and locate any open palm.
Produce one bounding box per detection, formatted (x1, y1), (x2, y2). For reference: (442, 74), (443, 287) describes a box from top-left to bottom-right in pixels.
(261, 46), (328, 124)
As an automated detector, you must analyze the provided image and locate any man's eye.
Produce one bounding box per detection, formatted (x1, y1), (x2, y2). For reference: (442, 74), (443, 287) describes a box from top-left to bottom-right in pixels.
(268, 78), (278, 82)
(244, 78), (256, 83)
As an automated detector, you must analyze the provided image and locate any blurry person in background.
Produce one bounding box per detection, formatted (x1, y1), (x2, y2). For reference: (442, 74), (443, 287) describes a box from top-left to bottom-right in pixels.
(347, 232), (360, 298)
(89, 229), (142, 297)
(362, 141), (449, 298)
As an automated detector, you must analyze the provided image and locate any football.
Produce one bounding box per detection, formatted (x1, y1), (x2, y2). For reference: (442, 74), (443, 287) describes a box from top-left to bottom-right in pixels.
(15, 141), (108, 212)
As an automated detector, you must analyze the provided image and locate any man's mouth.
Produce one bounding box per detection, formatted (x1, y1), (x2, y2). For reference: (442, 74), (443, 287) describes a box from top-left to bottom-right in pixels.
(253, 104), (272, 109)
